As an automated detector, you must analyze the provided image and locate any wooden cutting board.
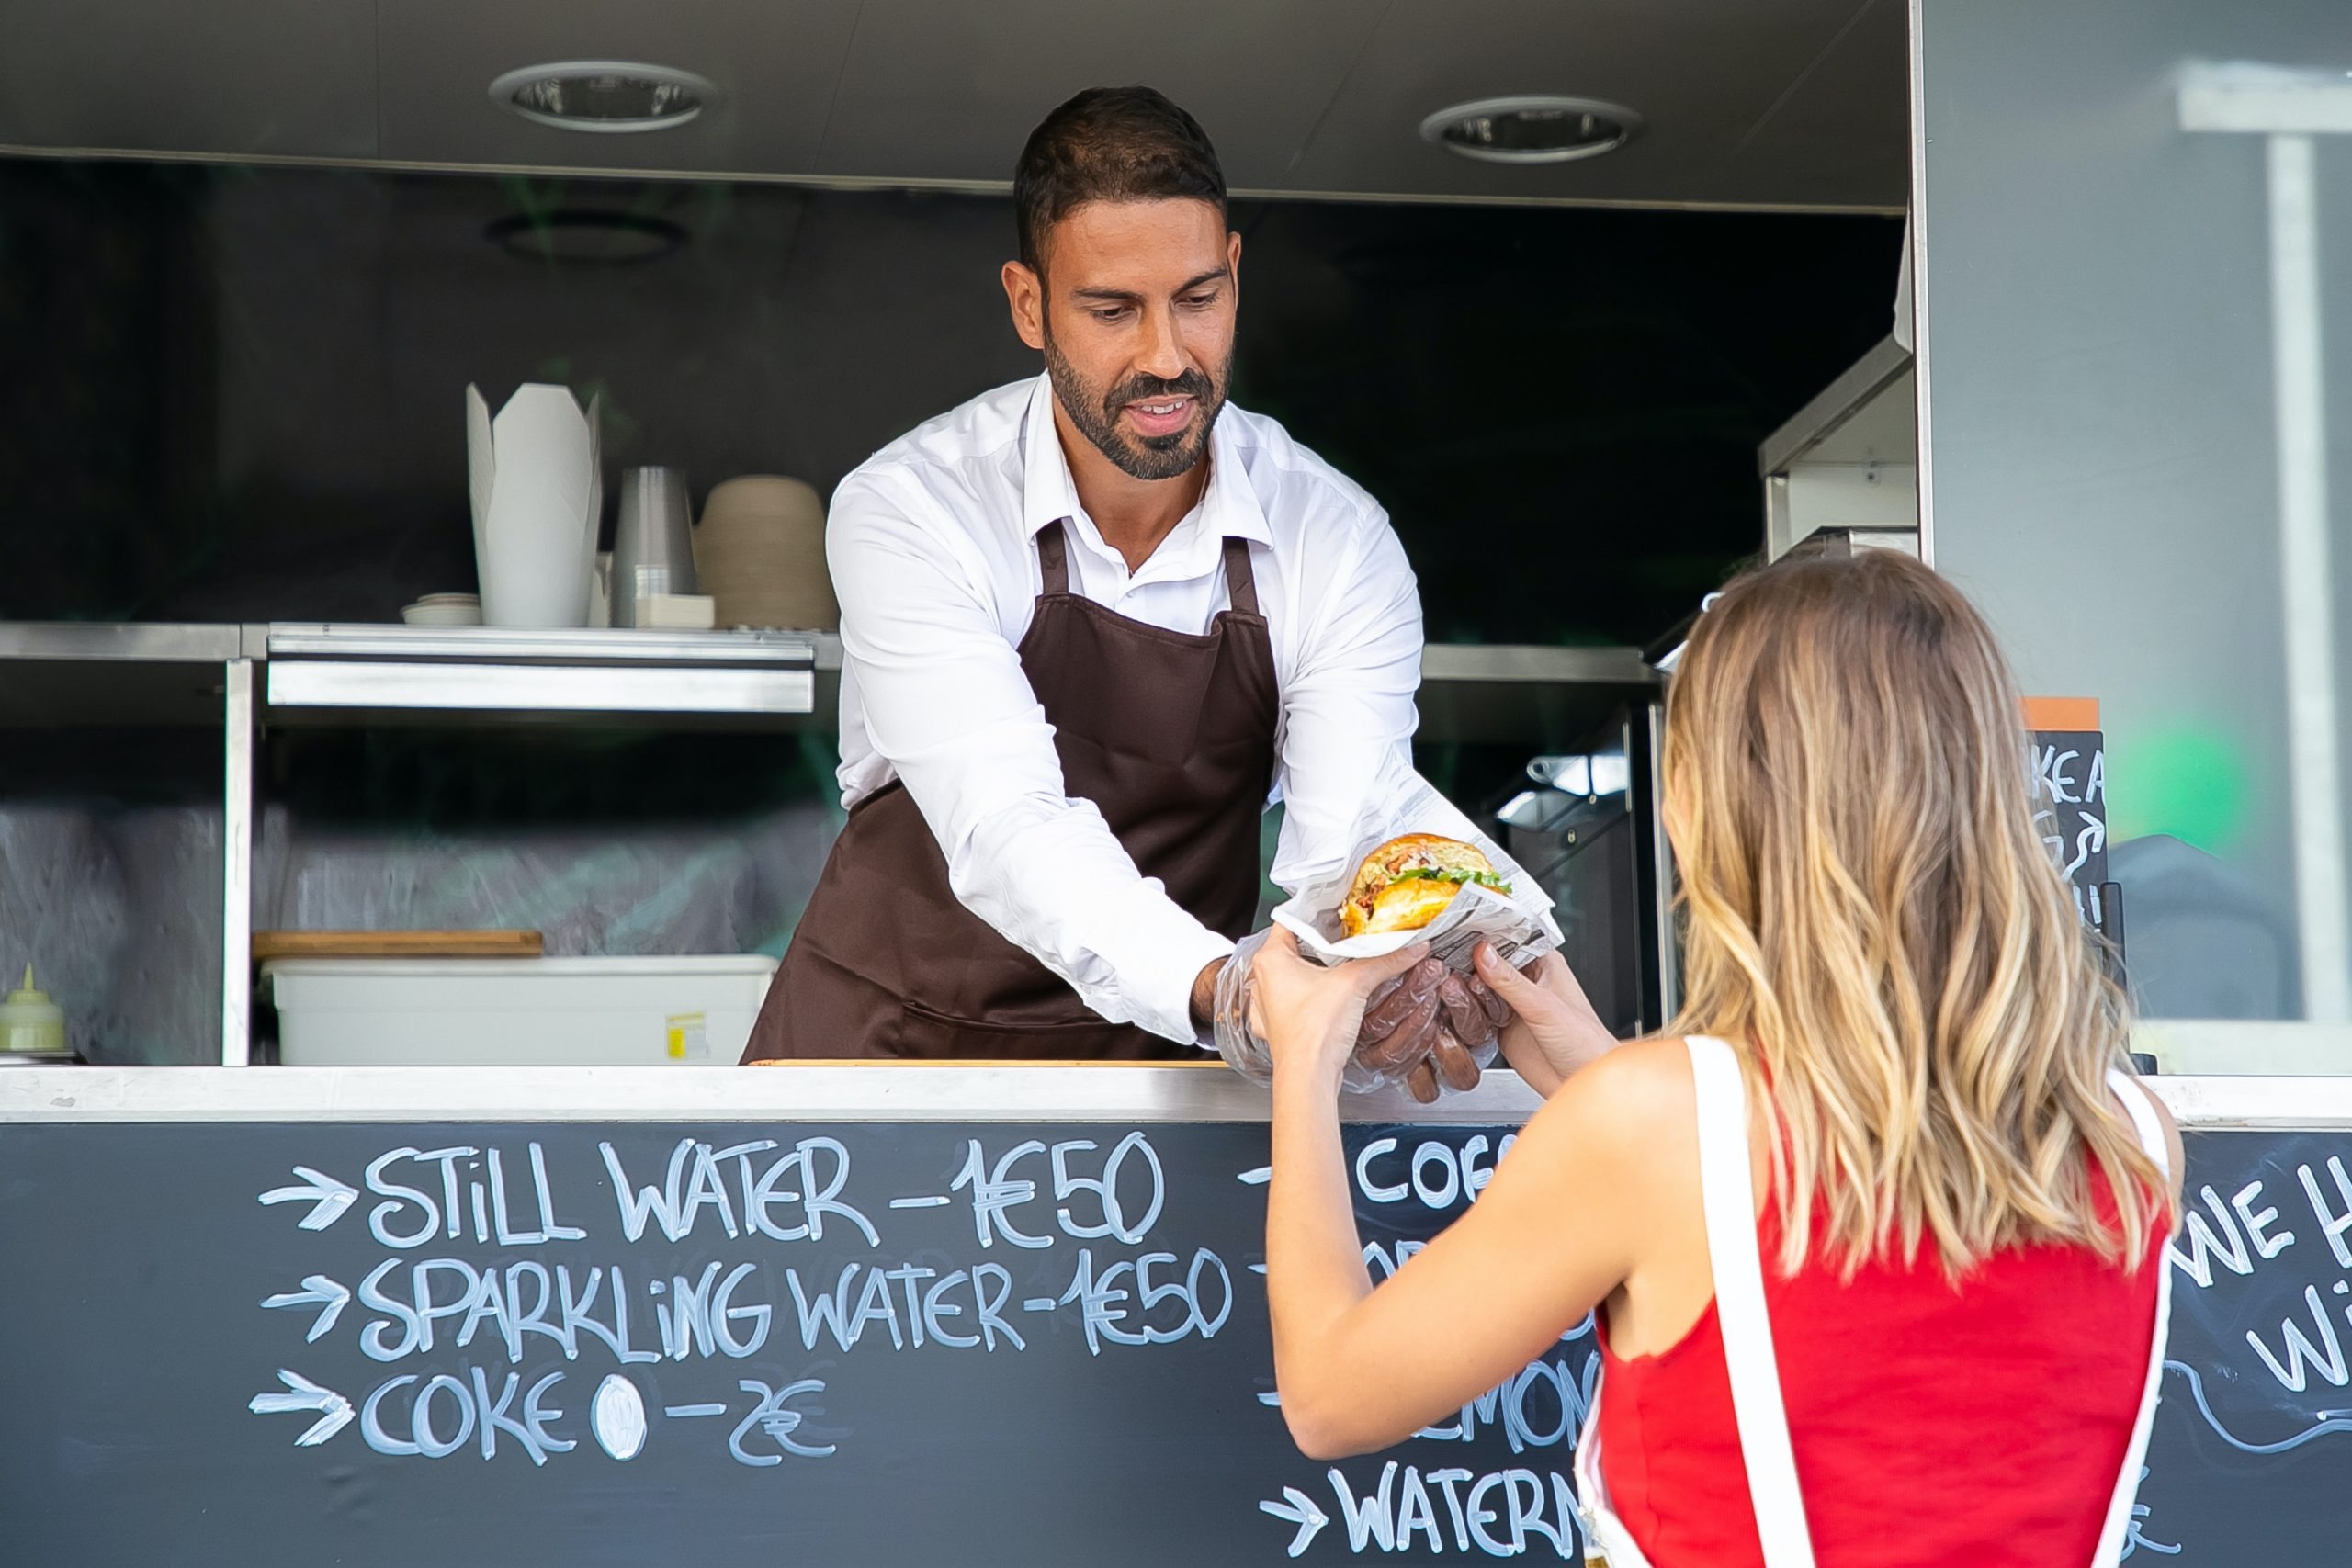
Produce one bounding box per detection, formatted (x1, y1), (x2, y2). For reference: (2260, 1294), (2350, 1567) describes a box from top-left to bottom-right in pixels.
(252, 930), (545, 962)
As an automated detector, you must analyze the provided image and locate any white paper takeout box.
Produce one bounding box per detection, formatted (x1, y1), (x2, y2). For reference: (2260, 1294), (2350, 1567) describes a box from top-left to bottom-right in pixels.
(467, 382), (603, 627)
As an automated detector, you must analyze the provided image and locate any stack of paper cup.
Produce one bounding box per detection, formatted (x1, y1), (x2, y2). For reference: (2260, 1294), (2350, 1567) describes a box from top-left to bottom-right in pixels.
(466, 383), (603, 627)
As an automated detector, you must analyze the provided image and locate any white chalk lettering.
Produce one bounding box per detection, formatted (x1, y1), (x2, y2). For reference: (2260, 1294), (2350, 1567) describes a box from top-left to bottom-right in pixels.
(2298, 1157), (2352, 1269)
(2167, 1185), (2256, 1287)
(558, 1265), (661, 1365)
(2233, 1180), (2297, 1260)
(2246, 1285), (2348, 1392)
(922, 1269), (980, 1348)
(1355, 1138), (1408, 1202)
(603, 1137), (875, 1247)
(973, 1261), (1024, 1350)
(884, 1264), (937, 1348)
(1051, 1132), (1168, 1243)
(1357, 1138), (1492, 1212)
(729, 1378), (836, 1464)
(366, 1149), (441, 1249)
(952, 1138), (1053, 1248)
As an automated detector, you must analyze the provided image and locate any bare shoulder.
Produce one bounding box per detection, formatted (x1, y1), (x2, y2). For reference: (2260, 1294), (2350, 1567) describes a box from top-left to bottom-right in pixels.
(1511, 1035), (1697, 1171)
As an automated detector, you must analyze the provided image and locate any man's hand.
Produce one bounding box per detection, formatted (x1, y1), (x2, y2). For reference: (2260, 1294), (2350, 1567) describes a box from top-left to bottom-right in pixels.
(1376, 968), (1514, 1102)
(1349, 958), (1446, 1075)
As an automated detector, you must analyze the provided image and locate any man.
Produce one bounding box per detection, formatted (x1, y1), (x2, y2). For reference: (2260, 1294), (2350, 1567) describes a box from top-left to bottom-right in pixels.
(744, 87), (1495, 1090)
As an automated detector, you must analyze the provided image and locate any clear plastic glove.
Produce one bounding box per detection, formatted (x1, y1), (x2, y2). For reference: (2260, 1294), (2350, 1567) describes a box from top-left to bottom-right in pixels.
(1216, 934), (1459, 1093)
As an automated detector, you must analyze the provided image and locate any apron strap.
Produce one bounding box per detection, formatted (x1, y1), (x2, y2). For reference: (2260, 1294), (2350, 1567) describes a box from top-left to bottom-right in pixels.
(1689, 1035), (1819, 1568)
(1036, 520), (1071, 595)
(1221, 536), (1261, 617)
(2090, 1070), (2175, 1567)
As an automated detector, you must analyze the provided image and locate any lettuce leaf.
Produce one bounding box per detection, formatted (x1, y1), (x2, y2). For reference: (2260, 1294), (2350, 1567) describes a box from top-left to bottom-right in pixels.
(1392, 866), (1511, 894)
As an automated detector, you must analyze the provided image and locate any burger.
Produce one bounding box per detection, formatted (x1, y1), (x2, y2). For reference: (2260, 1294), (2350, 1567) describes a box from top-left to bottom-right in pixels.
(1340, 833), (1512, 937)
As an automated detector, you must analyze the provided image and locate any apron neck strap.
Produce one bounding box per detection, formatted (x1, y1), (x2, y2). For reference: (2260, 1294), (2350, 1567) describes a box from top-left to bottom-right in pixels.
(1035, 519), (1261, 619)
(1036, 520), (1071, 595)
(1221, 536), (1261, 617)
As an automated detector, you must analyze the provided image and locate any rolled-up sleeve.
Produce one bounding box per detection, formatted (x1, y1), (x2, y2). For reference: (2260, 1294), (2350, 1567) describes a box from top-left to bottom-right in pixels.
(1267, 510), (1424, 896)
(828, 471), (1232, 1045)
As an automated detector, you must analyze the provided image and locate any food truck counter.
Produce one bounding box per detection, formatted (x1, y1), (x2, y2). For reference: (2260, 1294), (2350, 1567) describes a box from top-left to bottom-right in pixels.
(0, 1063), (2346, 1562)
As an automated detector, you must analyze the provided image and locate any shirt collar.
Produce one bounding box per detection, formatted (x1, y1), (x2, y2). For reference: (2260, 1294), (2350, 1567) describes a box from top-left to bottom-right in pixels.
(1018, 371), (1274, 554)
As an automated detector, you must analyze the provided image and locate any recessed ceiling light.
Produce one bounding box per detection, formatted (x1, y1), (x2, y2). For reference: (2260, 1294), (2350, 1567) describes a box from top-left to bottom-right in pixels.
(1420, 96), (1641, 164)
(489, 62), (716, 133)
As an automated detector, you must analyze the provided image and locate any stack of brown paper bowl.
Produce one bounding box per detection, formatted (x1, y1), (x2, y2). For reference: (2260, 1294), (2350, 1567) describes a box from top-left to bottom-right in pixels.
(695, 475), (836, 631)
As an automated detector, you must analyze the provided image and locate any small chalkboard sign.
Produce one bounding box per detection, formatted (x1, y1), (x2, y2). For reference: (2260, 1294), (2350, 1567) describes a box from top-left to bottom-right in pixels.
(2026, 698), (2126, 963)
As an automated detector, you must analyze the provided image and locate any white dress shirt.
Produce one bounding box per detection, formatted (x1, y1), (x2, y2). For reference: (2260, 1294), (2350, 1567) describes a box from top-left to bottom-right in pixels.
(827, 373), (1423, 1045)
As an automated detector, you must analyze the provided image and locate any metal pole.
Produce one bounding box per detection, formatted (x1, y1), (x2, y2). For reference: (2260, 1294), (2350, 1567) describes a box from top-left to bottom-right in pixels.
(221, 659), (254, 1064)
(2266, 132), (2350, 1021)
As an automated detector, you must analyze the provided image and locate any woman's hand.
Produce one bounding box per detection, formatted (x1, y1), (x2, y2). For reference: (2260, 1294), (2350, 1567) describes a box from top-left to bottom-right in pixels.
(1250, 929), (1434, 1096)
(1472, 942), (1619, 1098)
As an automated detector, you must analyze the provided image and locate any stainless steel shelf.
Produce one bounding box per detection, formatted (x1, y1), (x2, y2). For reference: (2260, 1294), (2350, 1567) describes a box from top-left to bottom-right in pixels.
(265, 624), (817, 667)
(0, 622), (246, 727)
(265, 660), (815, 723)
(262, 623), (819, 724)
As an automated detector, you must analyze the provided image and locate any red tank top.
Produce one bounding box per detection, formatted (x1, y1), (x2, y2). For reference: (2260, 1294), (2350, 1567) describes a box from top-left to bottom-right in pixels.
(1595, 1169), (2163, 1567)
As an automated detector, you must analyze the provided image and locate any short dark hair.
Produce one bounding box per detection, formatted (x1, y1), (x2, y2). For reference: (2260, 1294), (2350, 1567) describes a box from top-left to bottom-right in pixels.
(1013, 86), (1227, 276)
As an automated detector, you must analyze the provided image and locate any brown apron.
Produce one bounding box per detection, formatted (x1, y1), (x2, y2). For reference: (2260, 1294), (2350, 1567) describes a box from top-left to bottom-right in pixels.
(742, 519), (1278, 1061)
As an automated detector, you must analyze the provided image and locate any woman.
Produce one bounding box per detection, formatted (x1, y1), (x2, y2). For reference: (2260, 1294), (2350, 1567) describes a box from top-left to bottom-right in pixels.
(1254, 548), (2183, 1567)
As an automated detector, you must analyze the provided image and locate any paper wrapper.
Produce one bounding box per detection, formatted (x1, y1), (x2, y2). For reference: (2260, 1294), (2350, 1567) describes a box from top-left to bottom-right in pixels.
(1273, 750), (1562, 976)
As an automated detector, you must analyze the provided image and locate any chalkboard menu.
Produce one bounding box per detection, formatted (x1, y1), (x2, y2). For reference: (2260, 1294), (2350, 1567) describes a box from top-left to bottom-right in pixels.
(0, 1120), (1589, 1564)
(2, 1113), (2344, 1563)
(2140, 1128), (2352, 1561)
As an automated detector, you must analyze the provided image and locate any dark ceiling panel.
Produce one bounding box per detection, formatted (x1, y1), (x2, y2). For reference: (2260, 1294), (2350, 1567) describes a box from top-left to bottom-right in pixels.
(0, 0), (377, 158)
(1283, 0), (1901, 208)
(0, 0), (1906, 208)
(810, 0), (1393, 187)
(376, 0), (862, 175)
(1705, 0), (1908, 208)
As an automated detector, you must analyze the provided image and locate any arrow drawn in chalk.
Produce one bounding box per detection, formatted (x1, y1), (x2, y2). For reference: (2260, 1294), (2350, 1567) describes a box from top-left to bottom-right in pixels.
(261, 1275), (352, 1342)
(258, 1166), (357, 1231)
(1260, 1485), (1329, 1557)
(249, 1370), (354, 1446)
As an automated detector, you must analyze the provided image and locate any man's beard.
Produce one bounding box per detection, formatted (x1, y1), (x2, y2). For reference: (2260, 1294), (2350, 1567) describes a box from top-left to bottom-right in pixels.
(1043, 328), (1231, 482)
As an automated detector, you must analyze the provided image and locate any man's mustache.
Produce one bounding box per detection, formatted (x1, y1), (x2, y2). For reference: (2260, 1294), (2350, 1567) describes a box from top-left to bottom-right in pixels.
(1105, 369), (1214, 414)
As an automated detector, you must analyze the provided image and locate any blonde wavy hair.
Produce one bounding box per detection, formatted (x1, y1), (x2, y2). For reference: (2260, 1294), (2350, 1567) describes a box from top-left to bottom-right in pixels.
(1665, 547), (2171, 1278)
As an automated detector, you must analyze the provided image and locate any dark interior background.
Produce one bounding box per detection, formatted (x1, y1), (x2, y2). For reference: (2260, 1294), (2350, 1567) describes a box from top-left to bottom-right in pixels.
(0, 160), (1901, 647)
(0, 157), (1899, 1060)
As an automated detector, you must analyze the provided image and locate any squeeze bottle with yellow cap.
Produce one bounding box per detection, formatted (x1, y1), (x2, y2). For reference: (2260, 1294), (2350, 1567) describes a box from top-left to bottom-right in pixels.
(1, 964), (66, 1055)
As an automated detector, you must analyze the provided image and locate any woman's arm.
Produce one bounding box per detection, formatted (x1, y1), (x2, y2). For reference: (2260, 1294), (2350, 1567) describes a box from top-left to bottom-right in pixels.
(1473, 944), (1620, 1098)
(1253, 931), (1678, 1459)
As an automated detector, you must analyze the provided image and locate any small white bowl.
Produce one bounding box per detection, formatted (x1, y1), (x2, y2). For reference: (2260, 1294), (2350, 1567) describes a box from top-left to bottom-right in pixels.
(401, 593), (483, 626)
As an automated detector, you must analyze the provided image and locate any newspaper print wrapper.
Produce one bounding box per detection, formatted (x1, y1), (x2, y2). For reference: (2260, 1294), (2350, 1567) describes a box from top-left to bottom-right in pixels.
(1215, 751), (1561, 1094)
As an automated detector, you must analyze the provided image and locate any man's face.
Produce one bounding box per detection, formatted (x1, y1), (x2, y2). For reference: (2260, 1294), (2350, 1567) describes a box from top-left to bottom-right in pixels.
(1012, 199), (1239, 482)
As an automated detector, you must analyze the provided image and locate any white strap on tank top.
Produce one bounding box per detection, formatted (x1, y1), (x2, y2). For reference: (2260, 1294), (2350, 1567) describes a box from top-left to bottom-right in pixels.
(1575, 1036), (2176, 1568)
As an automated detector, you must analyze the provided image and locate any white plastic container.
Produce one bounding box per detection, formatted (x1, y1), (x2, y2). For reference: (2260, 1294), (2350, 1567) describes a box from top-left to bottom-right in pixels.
(263, 955), (778, 1066)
